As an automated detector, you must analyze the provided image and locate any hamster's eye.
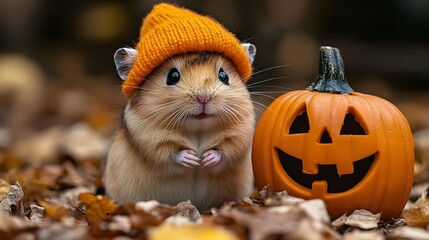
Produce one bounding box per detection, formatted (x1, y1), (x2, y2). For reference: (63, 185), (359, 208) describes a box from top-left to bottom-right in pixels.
(218, 68), (229, 85)
(167, 68), (180, 85)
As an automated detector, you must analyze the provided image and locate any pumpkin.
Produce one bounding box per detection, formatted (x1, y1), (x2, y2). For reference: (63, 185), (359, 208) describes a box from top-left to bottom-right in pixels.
(252, 46), (414, 220)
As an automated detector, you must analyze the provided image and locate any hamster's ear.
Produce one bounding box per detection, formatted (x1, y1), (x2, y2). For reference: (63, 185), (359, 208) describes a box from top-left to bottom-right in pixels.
(114, 47), (138, 80)
(241, 43), (256, 65)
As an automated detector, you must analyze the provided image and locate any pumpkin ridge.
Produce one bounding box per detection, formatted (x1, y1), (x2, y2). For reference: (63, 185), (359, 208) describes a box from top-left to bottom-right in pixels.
(364, 94), (391, 213)
(375, 95), (413, 215)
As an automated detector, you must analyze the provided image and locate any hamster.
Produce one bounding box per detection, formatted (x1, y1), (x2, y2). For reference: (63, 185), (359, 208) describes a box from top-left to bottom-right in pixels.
(104, 43), (257, 211)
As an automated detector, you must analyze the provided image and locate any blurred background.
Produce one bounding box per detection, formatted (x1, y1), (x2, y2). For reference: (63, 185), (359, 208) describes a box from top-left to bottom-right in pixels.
(0, 0), (429, 168)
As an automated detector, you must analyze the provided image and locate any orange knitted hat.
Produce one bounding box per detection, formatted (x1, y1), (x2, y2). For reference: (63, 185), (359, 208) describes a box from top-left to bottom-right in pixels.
(122, 3), (253, 98)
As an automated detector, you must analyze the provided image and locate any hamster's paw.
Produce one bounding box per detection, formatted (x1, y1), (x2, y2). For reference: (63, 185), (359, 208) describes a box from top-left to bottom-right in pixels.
(175, 149), (200, 168)
(201, 149), (222, 168)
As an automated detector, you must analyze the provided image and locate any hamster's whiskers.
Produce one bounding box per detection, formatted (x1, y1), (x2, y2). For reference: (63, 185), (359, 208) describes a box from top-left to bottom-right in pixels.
(142, 102), (183, 124)
(247, 84), (294, 91)
(247, 76), (291, 87)
(165, 110), (183, 130)
(244, 64), (291, 79)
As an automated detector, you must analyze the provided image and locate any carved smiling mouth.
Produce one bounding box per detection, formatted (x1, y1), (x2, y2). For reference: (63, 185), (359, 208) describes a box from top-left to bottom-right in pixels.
(277, 148), (376, 193)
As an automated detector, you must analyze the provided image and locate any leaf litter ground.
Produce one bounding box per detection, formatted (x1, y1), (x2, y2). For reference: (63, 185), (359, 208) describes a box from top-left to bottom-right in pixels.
(1, 123), (429, 240)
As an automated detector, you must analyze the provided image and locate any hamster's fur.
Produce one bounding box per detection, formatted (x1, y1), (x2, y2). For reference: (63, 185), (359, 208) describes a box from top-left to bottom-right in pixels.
(105, 44), (256, 211)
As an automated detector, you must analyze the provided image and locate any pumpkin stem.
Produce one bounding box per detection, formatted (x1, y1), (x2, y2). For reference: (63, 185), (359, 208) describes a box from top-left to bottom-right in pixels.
(308, 46), (353, 94)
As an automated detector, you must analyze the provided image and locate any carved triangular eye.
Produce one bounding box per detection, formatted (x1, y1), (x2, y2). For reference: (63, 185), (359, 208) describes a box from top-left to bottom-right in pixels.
(340, 112), (367, 135)
(289, 106), (310, 134)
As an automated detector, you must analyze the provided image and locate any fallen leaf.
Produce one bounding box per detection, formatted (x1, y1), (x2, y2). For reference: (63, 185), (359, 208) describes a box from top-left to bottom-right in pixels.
(217, 205), (305, 240)
(0, 179), (11, 198)
(11, 126), (63, 166)
(343, 230), (385, 240)
(78, 192), (118, 225)
(108, 215), (132, 233)
(263, 190), (304, 207)
(149, 224), (238, 240)
(334, 209), (380, 230)
(60, 123), (109, 160)
(299, 199), (331, 223)
(165, 200), (201, 225)
(332, 214), (348, 230)
(37, 222), (88, 240)
(38, 200), (68, 221)
(29, 204), (45, 221)
(403, 201), (429, 227)
(390, 226), (429, 240)
(58, 161), (86, 188)
(0, 212), (34, 236)
(7, 182), (25, 216)
(0, 179), (11, 213)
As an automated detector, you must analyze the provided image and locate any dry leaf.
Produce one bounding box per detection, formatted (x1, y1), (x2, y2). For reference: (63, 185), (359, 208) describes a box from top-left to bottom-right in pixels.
(37, 222), (88, 240)
(299, 199), (330, 223)
(149, 224), (238, 240)
(60, 123), (109, 160)
(218, 205), (306, 240)
(334, 209), (380, 230)
(39, 200), (68, 221)
(59, 161), (86, 187)
(29, 204), (45, 222)
(7, 182), (25, 216)
(0, 179), (11, 213)
(11, 126), (63, 166)
(108, 215), (132, 233)
(78, 192), (118, 225)
(332, 214), (348, 230)
(0, 212), (33, 235)
(403, 201), (429, 227)
(343, 230), (385, 240)
(164, 200), (202, 225)
(135, 200), (162, 213)
(390, 226), (429, 239)
(263, 190), (304, 207)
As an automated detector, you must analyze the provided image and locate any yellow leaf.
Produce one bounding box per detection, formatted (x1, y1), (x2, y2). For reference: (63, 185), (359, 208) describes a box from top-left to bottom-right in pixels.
(0, 179), (11, 200)
(149, 224), (238, 240)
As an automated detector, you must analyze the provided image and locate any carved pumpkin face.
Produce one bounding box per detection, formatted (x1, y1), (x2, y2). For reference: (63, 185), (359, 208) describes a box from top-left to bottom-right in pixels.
(252, 47), (414, 220)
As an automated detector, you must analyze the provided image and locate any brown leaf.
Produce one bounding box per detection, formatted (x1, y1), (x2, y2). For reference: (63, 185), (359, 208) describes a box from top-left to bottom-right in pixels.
(78, 192), (118, 225)
(58, 161), (86, 188)
(217, 205), (306, 240)
(0, 212), (34, 237)
(38, 200), (68, 221)
(60, 123), (109, 160)
(403, 201), (429, 227)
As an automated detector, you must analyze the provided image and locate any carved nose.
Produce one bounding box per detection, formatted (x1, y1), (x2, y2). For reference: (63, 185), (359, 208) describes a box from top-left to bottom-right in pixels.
(197, 94), (211, 104)
(319, 129), (332, 144)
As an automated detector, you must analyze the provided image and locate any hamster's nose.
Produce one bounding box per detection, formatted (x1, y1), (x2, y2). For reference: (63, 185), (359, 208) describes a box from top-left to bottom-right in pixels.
(197, 94), (211, 104)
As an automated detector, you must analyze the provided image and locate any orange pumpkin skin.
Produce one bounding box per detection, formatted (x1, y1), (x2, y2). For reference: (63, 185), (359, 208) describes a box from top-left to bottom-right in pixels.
(252, 47), (414, 220)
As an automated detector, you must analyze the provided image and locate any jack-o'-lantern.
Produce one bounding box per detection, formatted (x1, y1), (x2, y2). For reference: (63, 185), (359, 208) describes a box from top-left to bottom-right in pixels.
(252, 46), (414, 220)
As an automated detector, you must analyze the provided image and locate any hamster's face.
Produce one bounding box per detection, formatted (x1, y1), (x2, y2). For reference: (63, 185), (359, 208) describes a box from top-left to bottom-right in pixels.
(130, 53), (254, 131)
